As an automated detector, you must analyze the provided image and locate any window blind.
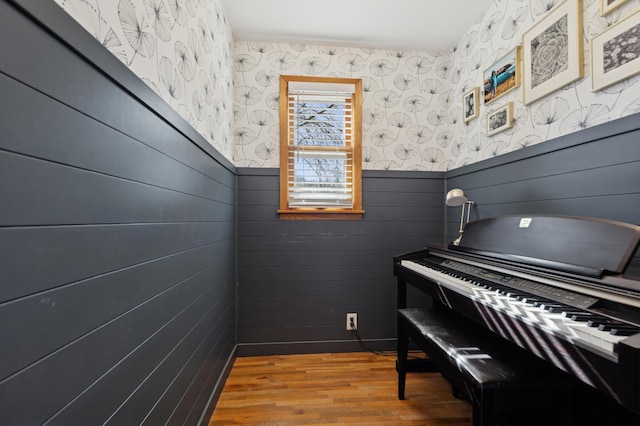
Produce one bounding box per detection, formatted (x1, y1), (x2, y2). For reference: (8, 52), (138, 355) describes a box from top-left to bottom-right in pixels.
(286, 89), (355, 208)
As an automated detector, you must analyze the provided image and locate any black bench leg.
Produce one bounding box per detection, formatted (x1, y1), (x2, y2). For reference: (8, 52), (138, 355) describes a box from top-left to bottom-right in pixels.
(474, 388), (495, 426)
(397, 316), (409, 400)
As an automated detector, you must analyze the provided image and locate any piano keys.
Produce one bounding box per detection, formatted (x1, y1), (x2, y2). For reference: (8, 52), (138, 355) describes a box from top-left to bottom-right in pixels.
(399, 255), (638, 357)
(394, 215), (640, 415)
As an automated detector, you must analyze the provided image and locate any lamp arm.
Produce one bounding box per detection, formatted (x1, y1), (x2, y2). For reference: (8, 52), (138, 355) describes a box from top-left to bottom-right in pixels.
(458, 204), (466, 233)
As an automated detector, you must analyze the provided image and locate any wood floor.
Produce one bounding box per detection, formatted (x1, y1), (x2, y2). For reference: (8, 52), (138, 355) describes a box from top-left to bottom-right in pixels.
(208, 352), (472, 425)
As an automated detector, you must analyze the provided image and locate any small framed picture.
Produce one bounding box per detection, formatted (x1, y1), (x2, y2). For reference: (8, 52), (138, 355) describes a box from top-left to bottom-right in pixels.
(462, 87), (480, 122)
(487, 102), (513, 136)
(483, 46), (520, 105)
(600, 0), (632, 16)
(591, 9), (640, 91)
(522, 0), (583, 105)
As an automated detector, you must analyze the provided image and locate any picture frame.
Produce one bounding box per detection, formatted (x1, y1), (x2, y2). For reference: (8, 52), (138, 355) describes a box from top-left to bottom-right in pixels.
(462, 87), (480, 122)
(591, 9), (640, 91)
(600, 0), (632, 16)
(487, 102), (513, 136)
(522, 0), (583, 105)
(483, 46), (520, 105)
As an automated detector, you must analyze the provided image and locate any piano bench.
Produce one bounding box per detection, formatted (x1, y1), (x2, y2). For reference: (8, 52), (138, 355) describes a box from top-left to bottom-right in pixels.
(397, 307), (573, 426)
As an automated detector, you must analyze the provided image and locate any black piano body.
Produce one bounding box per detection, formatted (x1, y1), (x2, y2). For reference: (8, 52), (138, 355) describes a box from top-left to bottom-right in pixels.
(394, 215), (640, 416)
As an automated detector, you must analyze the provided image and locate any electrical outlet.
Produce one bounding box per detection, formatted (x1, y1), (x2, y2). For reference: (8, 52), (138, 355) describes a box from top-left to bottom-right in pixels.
(346, 313), (357, 330)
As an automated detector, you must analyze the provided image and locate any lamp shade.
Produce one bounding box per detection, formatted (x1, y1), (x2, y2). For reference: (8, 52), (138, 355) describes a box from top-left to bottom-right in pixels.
(445, 189), (468, 206)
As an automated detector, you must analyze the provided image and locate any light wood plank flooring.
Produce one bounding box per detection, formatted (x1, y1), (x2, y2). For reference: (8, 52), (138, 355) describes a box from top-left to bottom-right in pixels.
(209, 352), (472, 425)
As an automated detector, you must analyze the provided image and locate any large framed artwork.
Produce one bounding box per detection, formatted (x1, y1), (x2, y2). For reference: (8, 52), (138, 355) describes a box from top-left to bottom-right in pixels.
(522, 0), (583, 105)
(463, 87), (480, 122)
(600, 0), (632, 16)
(487, 102), (513, 136)
(591, 9), (640, 91)
(483, 46), (520, 105)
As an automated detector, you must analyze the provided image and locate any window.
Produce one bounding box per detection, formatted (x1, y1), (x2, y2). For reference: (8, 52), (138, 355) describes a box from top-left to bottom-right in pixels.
(278, 75), (364, 220)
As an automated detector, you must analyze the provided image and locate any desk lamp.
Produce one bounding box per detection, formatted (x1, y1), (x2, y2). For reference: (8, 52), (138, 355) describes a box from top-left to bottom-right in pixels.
(446, 188), (474, 246)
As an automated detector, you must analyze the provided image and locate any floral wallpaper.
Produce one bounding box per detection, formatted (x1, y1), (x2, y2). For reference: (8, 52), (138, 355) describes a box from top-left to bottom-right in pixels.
(233, 0), (640, 171)
(54, 0), (235, 161)
(448, 0), (640, 170)
(232, 43), (451, 170)
(54, 0), (640, 171)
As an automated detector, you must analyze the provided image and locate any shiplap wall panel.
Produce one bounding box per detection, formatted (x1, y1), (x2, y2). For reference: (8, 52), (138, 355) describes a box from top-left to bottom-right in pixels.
(236, 169), (443, 355)
(0, 2), (235, 425)
(451, 132), (638, 192)
(0, 242), (223, 381)
(1, 223), (230, 302)
(48, 281), (233, 426)
(239, 250), (403, 267)
(238, 235), (435, 252)
(238, 279), (395, 298)
(0, 151), (231, 225)
(159, 312), (235, 426)
(0, 74), (233, 203)
(239, 221), (433, 237)
(2, 262), (215, 424)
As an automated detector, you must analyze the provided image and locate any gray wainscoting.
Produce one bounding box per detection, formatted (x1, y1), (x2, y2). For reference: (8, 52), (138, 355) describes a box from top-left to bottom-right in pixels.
(0, 2), (236, 425)
(236, 168), (444, 355)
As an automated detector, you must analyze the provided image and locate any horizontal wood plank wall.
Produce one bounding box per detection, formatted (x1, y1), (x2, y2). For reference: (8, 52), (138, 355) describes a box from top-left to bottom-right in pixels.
(0, 2), (236, 425)
(445, 112), (640, 265)
(237, 168), (444, 356)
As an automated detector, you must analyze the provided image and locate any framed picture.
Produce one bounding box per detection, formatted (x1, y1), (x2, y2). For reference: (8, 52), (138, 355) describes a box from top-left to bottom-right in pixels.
(487, 102), (513, 136)
(462, 87), (480, 122)
(483, 46), (520, 105)
(600, 0), (632, 16)
(591, 9), (640, 91)
(522, 0), (583, 105)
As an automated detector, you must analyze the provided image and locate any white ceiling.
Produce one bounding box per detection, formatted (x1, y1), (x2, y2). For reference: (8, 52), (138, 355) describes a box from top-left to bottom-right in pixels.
(221, 0), (496, 53)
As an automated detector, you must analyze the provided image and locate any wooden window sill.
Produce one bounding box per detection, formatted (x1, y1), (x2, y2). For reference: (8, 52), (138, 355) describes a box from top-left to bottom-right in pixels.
(277, 209), (365, 220)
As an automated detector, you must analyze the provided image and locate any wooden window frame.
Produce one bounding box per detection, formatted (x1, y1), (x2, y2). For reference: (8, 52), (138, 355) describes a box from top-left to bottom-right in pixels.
(278, 75), (364, 220)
